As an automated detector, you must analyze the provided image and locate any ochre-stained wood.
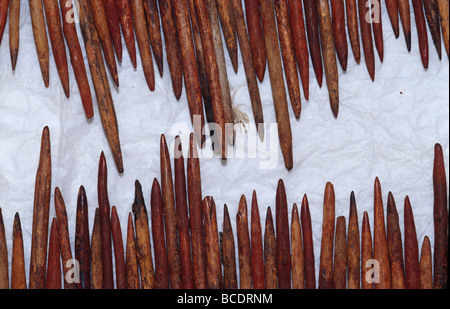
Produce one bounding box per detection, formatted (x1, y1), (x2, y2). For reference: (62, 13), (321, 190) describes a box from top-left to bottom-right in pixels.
(404, 196), (420, 289)
(111, 206), (127, 289)
(303, 0), (323, 87)
(0, 208), (8, 289)
(236, 195), (252, 289)
(275, 179), (291, 289)
(289, 0), (310, 99)
(8, 0), (20, 71)
(193, 0), (227, 159)
(173, 136), (194, 289)
(89, 0), (119, 86)
(43, 0), (70, 97)
(132, 180), (156, 289)
(264, 207), (277, 289)
(158, 0), (183, 99)
(130, 0), (155, 91)
(126, 213), (140, 289)
(54, 187), (77, 289)
(317, 0), (339, 118)
(45, 218), (62, 289)
(301, 194), (316, 289)
(423, 0), (442, 59)
(78, 0), (124, 173)
(222, 205), (238, 289)
(244, 0), (267, 82)
(143, 0), (164, 76)
(386, 192), (406, 289)
(97, 152), (114, 289)
(347, 192), (360, 289)
(432, 143), (448, 289)
(250, 190), (265, 289)
(216, 0), (238, 72)
(206, 0), (234, 146)
(230, 0), (264, 139)
(29, 126), (52, 289)
(398, 0), (412, 51)
(333, 216), (347, 289)
(103, 0), (122, 62)
(11, 213), (26, 289)
(412, 0), (429, 68)
(419, 236), (432, 289)
(437, 0), (449, 58)
(160, 135), (183, 288)
(358, 0), (376, 81)
(173, 0), (205, 147)
(59, 0), (94, 119)
(187, 133), (207, 289)
(150, 178), (170, 289)
(330, 0), (349, 71)
(371, 0), (384, 62)
(75, 186), (91, 289)
(318, 182), (335, 289)
(90, 208), (103, 289)
(385, 0), (400, 38)
(274, 0), (302, 119)
(373, 178), (391, 289)
(260, 0), (293, 170)
(117, 0), (137, 67)
(361, 211), (373, 289)
(29, 0), (50, 87)
(346, 0), (361, 64)
(291, 203), (305, 289)
(202, 196), (222, 289)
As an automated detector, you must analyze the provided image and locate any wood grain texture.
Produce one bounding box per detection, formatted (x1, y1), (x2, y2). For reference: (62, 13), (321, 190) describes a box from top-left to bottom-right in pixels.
(111, 206), (127, 289)
(274, 0), (302, 119)
(0, 208), (8, 289)
(404, 196), (420, 289)
(143, 0), (164, 76)
(289, 0), (310, 99)
(29, 126), (52, 289)
(432, 143), (448, 289)
(75, 186), (91, 289)
(264, 207), (277, 289)
(317, 0), (339, 118)
(203, 196), (222, 289)
(301, 194), (316, 289)
(90, 208), (103, 289)
(291, 203), (305, 289)
(45, 218), (61, 289)
(371, 0), (384, 62)
(385, 0), (400, 37)
(437, 0), (449, 58)
(216, 0), (238, 72)
(318, 182), (335, 289)
(260, 0), (293, 170)
(333, 216), (347, 289)
(358, 0), (376, 81)
(8, 0), (20, 70)
(78, 0), (124, 173)
(11, 213), (27, 289)
(117, 0), (137, 67)
(373, 177), (391, 289)
(386, 192), (406, 289)
(346, 0), (361, 64)
(126, 213), (140, 289)
(174, 136), (194, 289)
(330, 0), (349, 71)
(103, 0), (122, 62)
(59, 0), (94, 119)
(303, 0), (323, 87)
(398, 0), (412, 51)
(423, 0), (442, 59)
(222, 205), (238, 289)
(412, 0), (430, 68)
(347, 192), (360, 289)
(419, 236), (432, 289)
(130, 0), (155, 91)
(54, 187), (77, 289)
(132, 180), (156, 289)
(250, 191), (265, 289)
(158, 0), (183, 99)
(29, 0), (50, 87)
(361, 211), (373, 289)
(173, 0), (205, 147)
(275, 179), (291, 289)
(236, 195), (252, 289)
(244, 0), (267, 82)
(43, 0), (70, 97)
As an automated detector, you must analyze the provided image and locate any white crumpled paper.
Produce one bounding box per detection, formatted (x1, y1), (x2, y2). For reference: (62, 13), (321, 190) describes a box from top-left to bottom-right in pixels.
(0, 3), (448, 286)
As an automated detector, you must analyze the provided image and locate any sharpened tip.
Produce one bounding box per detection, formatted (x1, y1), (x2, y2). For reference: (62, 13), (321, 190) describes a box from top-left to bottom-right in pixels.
(11, 51), (18, 71)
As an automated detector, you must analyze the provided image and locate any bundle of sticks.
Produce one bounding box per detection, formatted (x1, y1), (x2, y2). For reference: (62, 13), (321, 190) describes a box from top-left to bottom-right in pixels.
(1, 1), (447, 172)
(0, 126), (447, 289)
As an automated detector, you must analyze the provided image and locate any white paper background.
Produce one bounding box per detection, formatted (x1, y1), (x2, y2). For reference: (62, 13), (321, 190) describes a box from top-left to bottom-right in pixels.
(0, 2), (448, 287)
